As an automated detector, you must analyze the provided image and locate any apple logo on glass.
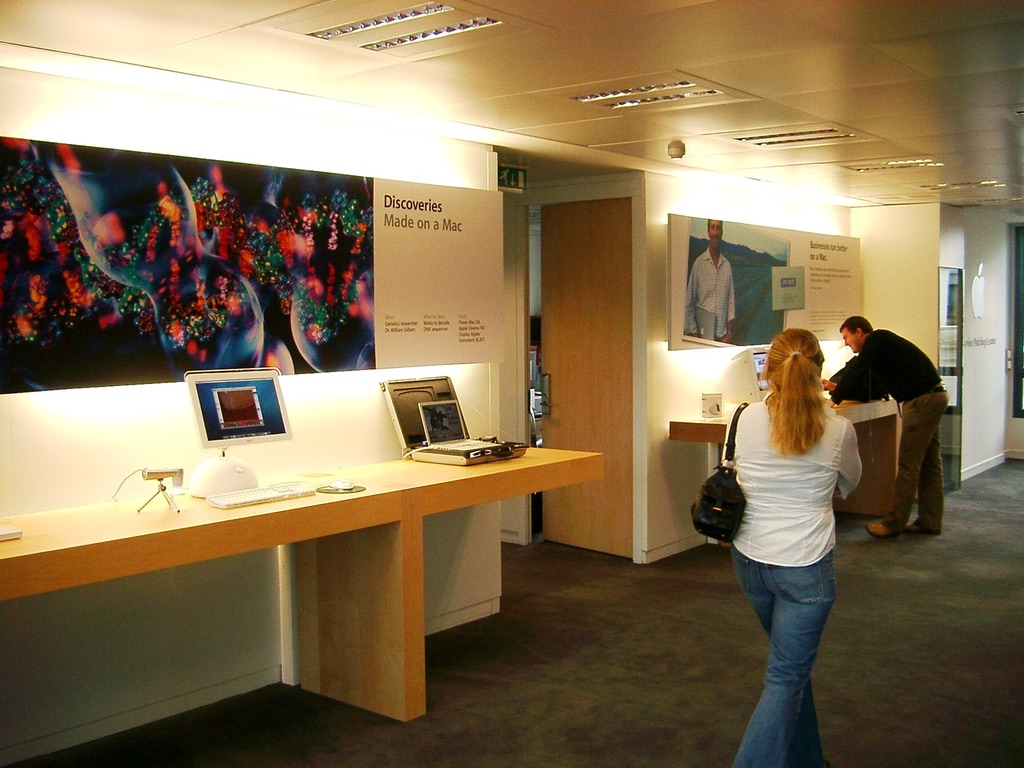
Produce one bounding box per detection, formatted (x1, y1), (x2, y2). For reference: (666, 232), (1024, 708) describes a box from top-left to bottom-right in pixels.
(971, 263), (985, 319)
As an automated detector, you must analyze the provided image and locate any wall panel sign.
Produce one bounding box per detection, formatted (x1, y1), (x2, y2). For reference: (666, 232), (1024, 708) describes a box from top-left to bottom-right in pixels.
(374, 179), (503, 368)
(0, 137), (502, 393)
(668, 214), (861, 349)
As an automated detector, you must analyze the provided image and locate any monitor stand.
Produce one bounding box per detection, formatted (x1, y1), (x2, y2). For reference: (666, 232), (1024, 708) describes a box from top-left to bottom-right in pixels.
(188, 452), (258, 498)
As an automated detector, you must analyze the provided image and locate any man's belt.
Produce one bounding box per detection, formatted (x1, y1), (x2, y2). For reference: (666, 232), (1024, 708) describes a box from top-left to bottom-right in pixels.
(912, 384), (946, 399)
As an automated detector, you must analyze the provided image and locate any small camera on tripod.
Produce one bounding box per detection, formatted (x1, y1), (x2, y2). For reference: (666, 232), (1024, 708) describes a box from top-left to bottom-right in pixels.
(140, 468), (185, 511)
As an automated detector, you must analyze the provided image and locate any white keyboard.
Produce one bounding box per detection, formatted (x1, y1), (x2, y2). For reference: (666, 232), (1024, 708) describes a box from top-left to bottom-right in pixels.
(206, 483), (316, 509)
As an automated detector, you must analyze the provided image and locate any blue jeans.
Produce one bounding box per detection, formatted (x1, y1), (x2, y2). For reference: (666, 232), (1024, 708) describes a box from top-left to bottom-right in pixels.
(731, 548), (835, 768)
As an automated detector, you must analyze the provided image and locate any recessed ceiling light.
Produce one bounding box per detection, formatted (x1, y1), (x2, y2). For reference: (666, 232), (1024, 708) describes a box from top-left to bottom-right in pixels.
(309, 3), (453, 40)
(361, 16), (501, 51)
(736, 128), (855, 147)
(572, 81), (697, 103)
(845, 159), (944, 172)
(922, 180), (1004, 191)
(571, 81), (724, 109)
(609, 89), (721, 109)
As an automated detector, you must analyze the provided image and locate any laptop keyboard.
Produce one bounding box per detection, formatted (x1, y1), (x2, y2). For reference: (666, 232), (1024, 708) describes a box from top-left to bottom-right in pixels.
(431, 439), (501, 451)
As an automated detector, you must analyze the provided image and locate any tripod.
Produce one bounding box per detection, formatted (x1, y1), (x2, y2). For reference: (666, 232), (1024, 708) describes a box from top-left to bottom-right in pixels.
(138, 479), (179, 514)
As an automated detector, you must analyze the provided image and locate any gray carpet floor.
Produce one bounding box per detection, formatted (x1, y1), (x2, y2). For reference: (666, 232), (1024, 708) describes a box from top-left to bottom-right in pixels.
(15, 460), (1024, 767)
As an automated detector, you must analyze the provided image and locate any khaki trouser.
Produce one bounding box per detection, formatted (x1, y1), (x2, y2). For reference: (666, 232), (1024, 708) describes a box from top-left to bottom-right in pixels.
(884, 389), (949, 531)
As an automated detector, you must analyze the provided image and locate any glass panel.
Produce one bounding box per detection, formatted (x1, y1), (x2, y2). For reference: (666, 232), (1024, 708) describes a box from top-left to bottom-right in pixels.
(1014, 226), (1024, 418)
(939, 267), (962, 491)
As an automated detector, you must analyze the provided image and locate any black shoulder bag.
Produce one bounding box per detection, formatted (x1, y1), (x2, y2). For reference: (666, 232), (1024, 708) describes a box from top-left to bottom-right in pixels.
(690, 402), (750, 542)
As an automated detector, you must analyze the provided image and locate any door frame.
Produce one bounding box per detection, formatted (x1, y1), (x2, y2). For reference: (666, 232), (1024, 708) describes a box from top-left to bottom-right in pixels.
(509, 173), (647, 560)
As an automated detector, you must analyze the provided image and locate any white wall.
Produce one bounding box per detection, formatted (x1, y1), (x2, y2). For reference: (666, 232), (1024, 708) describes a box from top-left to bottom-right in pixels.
(497, 194), (532, 543)
(0, 57), (504, 766)
(962, 207), (1022, 470)
(852, 204), (941, 357)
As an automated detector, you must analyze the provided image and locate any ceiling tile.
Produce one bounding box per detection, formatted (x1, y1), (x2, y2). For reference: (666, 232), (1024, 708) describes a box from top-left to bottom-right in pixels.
(873, 20), (1024, 77)
(694, 43), (926, 100)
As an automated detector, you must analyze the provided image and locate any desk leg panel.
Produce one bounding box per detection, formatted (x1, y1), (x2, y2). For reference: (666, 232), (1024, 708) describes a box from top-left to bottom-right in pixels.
(834, 414), (898, 516)
(296, 516), (426, 721)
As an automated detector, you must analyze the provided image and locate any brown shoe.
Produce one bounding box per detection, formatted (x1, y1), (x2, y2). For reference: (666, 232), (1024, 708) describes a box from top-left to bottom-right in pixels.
(905, 522), (941, 535)
(866, 522), (900, 539)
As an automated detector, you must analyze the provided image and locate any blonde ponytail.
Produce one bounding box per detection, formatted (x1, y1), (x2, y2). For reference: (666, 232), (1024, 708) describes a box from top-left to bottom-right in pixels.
(763, 328), (827, 455)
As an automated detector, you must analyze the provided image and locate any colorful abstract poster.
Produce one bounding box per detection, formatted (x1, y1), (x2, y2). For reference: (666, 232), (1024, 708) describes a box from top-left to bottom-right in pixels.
(0, 137), (375, 392)
(668, 215), (861, 349)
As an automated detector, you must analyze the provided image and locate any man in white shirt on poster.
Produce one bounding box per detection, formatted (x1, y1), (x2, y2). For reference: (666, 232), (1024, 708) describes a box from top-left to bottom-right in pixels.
(684, 218), (735, 343)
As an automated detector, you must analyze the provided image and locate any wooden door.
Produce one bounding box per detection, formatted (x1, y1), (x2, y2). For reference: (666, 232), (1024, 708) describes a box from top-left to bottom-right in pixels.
(540, 197), (633, 557)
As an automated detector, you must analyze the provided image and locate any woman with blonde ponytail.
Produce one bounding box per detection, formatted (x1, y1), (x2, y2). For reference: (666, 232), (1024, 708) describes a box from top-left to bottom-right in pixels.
(729, 328), (862, 768)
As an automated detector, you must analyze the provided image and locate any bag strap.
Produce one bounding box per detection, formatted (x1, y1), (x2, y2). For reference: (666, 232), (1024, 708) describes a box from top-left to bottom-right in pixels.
(722, 402), (750, 463)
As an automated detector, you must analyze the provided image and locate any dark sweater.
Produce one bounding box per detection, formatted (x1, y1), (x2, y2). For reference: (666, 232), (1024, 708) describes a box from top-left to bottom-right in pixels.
(831, 329), (940, 404)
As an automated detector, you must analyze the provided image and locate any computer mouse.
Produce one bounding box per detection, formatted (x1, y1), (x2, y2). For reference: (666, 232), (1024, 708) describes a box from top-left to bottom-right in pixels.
(330, 480), (355, 491)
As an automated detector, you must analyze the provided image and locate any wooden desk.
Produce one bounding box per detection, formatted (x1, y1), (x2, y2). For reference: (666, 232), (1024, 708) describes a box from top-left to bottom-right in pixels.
(829, 400), (899, 516)
(669, 400), (898, 517)
(0, 448), (603, 722)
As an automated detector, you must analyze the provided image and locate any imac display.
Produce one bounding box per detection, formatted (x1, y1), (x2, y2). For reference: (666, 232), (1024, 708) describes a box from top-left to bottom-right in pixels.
(720, 348), (769, 404)
(184, 367), (292, 496)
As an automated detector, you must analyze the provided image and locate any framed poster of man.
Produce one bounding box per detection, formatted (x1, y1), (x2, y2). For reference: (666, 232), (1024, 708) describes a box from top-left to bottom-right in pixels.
(668, 215), (861, 349)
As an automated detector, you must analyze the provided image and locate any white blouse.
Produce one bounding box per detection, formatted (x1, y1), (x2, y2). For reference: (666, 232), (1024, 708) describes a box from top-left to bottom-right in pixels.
(731, 400), (862, 567)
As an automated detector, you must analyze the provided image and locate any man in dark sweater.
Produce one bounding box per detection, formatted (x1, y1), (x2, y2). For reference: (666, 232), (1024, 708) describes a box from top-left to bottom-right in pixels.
(822, 316), (949, 539)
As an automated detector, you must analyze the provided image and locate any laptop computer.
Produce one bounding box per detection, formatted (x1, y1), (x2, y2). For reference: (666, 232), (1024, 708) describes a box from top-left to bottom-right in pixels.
(413, 400), (522, 465)
(695, 305), (717, 340)
(381, 377), (525, 466)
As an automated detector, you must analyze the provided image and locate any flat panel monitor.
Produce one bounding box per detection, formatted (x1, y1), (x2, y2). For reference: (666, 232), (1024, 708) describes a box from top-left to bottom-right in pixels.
(185, 367), (292, 449)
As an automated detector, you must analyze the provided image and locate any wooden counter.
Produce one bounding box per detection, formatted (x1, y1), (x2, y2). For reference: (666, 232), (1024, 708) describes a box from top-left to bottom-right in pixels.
(829, 400), (899, 516)
(0, 448), (603, 721)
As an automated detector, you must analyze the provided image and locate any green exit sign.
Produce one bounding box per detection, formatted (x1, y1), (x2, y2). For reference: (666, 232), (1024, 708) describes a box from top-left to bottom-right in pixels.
(498, 164), (527, 192)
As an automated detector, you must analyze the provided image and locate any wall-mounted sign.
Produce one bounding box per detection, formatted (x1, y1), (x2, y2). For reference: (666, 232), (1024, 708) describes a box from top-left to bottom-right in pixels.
(668, 214), (861, 348)
(374, 179), (503, 368)
(497, 164), (526, 192)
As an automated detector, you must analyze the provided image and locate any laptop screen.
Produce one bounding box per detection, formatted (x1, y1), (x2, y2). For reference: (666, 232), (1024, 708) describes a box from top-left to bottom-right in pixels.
(418, 400), (468, 444)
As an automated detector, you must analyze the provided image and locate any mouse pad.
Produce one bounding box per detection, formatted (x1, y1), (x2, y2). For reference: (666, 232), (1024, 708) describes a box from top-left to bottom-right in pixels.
(316, 485), (366, 494)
